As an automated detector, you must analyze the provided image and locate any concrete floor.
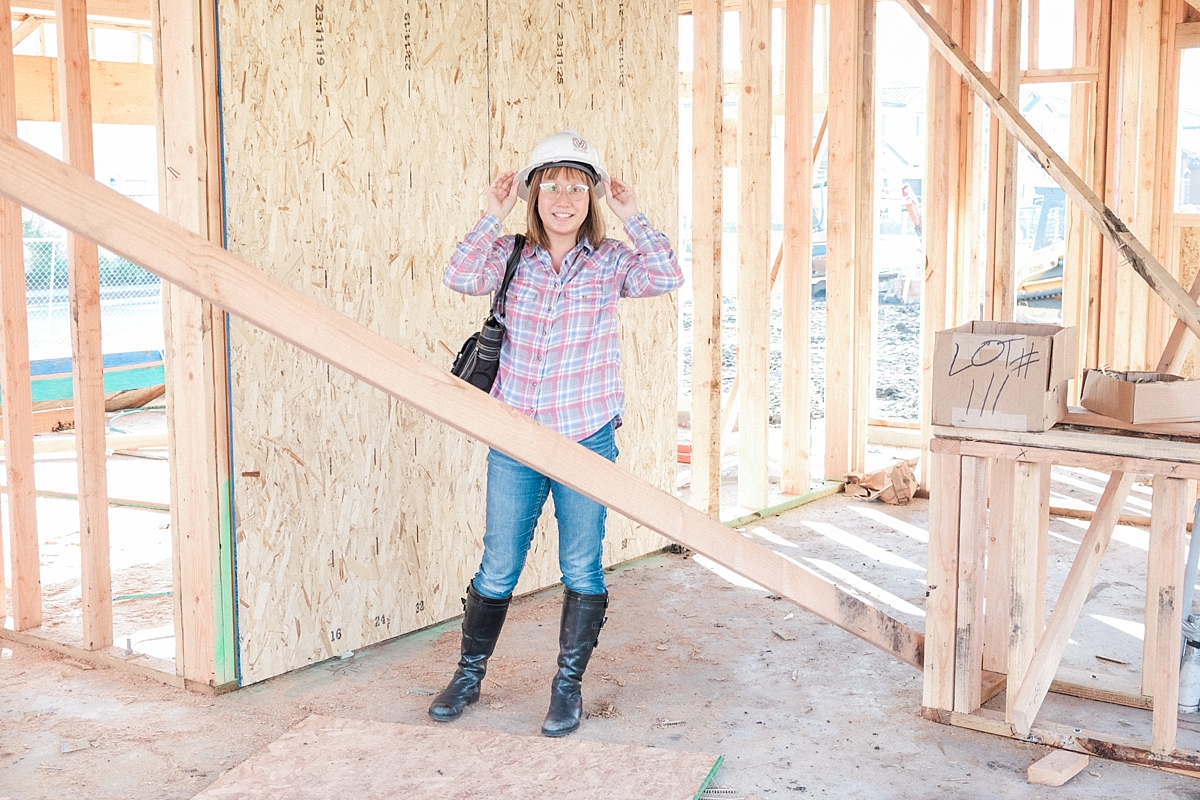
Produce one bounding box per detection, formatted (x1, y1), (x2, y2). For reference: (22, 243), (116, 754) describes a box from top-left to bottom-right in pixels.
(4, 476), (1200, 798)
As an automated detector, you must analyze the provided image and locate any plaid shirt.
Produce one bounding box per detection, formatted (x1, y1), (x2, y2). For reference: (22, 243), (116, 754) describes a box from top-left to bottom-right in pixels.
(445, 212), (682, 441)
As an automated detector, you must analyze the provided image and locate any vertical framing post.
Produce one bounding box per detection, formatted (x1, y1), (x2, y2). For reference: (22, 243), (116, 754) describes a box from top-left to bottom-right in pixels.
(0, 0), (42, 629)
(954, 455), (989, 713)
(780, 0), (813, 496)
(56, 0), (113, 651)
(690, 0), (723, 516)
(737, 0), (772, 510)
(1110, 0), (1162, 369)
(1148, 475), (1188, 754)
(825, 0), (874, 479)
(923, 444), (962, 716)
(1063, 0), (1103, 383)
(985, 0), (1020, 323)
(1006, 460), (1044, 724)
(983, 459), (1013, 674)
(155, 0), (238, 687)
(920, 0), (967, 488)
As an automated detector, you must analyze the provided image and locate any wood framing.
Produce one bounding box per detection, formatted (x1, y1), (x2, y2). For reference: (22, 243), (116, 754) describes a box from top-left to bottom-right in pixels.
(932, 424), (1200, 776)
(0, 129), (928, 673)
(15, 0), (151, 20)
(736, 0), (771, 510)
(689, 0), (723, 516)
(824, 0), (874, 480)
(953, 455), (988, 713)
(780, 0), (813, 496)
(0, 0), (41, 630)
(1008, 471), (1135, 735)
(14, 56), (156, 125)
(920, 0), (968, 491)
(985, 0), (1020, 322)
(922, 449), (961, 714)
(154, 0), (237, 688)
(56, 0), (113, 652)
(896, 0), (1200, 352)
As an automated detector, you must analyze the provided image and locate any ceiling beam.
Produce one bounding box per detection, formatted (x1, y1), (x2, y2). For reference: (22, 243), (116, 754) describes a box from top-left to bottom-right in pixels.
(12, 0), (150, 21)
(15, 55), (154, 124)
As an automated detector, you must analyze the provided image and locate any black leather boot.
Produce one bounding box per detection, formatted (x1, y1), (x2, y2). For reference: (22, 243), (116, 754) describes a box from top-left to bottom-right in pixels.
(428, 583), (511, 721)
(541, 589), (608, 737)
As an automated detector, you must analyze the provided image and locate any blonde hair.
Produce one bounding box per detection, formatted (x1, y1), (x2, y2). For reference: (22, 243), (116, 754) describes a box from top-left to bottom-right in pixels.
(525, 166), (605, 252)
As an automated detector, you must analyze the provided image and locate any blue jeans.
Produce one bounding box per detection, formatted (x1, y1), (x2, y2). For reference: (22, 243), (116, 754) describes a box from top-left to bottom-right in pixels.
(472, 420), (618, 599)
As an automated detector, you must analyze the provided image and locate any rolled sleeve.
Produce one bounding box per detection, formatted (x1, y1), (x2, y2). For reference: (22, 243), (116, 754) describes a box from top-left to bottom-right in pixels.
(619, 213), (683, 298)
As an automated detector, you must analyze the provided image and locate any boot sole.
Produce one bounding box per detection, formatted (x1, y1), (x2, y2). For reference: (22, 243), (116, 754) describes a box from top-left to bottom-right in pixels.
(541, 723), (580, 738)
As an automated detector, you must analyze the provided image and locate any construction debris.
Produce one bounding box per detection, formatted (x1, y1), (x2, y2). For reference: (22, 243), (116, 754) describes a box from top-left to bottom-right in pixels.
(844, 459), (918, 505)
(1027, 750), (1089, 786)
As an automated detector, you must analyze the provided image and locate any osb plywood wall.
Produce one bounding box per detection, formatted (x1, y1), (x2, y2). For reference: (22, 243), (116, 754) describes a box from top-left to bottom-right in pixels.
(218, 0), (678, 684)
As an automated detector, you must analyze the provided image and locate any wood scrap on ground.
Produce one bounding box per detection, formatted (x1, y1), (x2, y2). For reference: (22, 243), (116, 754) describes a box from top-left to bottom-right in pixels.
(844, 458), (919, 504)
(1027, 750), (1089, 786)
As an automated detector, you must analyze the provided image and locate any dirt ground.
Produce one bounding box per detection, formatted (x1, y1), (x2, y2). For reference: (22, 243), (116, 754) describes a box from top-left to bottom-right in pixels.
(4, 472), (1200, 799)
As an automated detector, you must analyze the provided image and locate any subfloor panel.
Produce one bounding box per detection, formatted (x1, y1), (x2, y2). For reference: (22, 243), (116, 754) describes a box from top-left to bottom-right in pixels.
(193, 714), (720, 800)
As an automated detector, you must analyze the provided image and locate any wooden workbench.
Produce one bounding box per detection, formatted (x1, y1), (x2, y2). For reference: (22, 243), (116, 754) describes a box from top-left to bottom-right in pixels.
(925, 410), (1200, 775)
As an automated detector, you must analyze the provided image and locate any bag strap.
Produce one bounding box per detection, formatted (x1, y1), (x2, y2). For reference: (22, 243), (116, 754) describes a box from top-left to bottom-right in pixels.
(491, 233), (525, 319)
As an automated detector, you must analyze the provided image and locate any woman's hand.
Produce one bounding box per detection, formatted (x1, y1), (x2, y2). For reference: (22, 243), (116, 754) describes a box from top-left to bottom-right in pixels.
(604, 177), (639, 223)
(486, 171), (520, 220)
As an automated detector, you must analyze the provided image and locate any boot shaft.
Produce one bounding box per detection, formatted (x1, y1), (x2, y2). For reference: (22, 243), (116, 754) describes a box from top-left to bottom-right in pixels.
(556, 589), (608, 673)
(461, 582), (511, 659)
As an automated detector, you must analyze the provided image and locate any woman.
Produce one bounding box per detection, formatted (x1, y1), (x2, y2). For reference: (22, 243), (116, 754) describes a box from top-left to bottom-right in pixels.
(434, 130), (682, 737)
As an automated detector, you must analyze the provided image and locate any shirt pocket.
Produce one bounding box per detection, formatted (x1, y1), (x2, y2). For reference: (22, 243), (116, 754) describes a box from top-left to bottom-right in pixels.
(506, 282), (542, 315)
(565, 279), (613, 332)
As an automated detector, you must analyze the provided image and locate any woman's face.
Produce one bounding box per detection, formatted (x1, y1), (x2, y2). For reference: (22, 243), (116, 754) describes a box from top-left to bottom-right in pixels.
(536, 167), (592, 242)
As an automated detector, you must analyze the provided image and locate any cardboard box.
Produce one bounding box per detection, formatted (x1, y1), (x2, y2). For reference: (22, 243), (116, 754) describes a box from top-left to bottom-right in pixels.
(932, 321), (1078, 432)
(1079, 369), (1200, 424)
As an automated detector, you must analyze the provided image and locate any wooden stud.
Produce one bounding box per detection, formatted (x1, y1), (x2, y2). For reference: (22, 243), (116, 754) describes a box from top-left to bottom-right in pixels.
(689, 0), (723, 516)
(1035, 465), (1051, 632)
(736, 0), (772, 510)
(850, 0), (874, 473)
(983, 459), (1014, 674)
(780, 0), (813, 496)
(155, 0), (236, 686)
(1009, 472), (1135, 736)
(0, 0), (42, 630)
(1062, 0), (1100, 388)
(924, 449), (962, 713)
(1006, 460), (1043, 724)
(1027, 0), (1041, 71)
(920, 0), (967, 491)
(1149, 475), (1188, 754)
(56, 0), (113, 651)
(954, 455), (989, 713)
(896, 0), (1200, 354)
(824, 0), (873, 480)
(985, 0), (1020, 323)
(0, 129), (930, 672)
(1150, 5), (1186, 368)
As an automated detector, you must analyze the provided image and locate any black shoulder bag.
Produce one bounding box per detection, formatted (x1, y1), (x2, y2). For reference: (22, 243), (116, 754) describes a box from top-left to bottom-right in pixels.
(450, 234), (526, 391)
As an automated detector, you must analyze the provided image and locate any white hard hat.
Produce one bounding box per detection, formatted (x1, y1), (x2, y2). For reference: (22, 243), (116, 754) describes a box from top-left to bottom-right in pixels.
(515, 130), (609, 200)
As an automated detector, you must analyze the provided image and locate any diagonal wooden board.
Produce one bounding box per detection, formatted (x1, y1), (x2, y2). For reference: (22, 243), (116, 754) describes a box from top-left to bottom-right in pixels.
(0, 131), (925, 670)
(192, 715), (722, 800)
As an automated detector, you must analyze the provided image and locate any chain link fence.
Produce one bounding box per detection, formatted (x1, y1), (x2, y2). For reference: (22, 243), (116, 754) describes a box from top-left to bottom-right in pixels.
(23, 231), (163, 360)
